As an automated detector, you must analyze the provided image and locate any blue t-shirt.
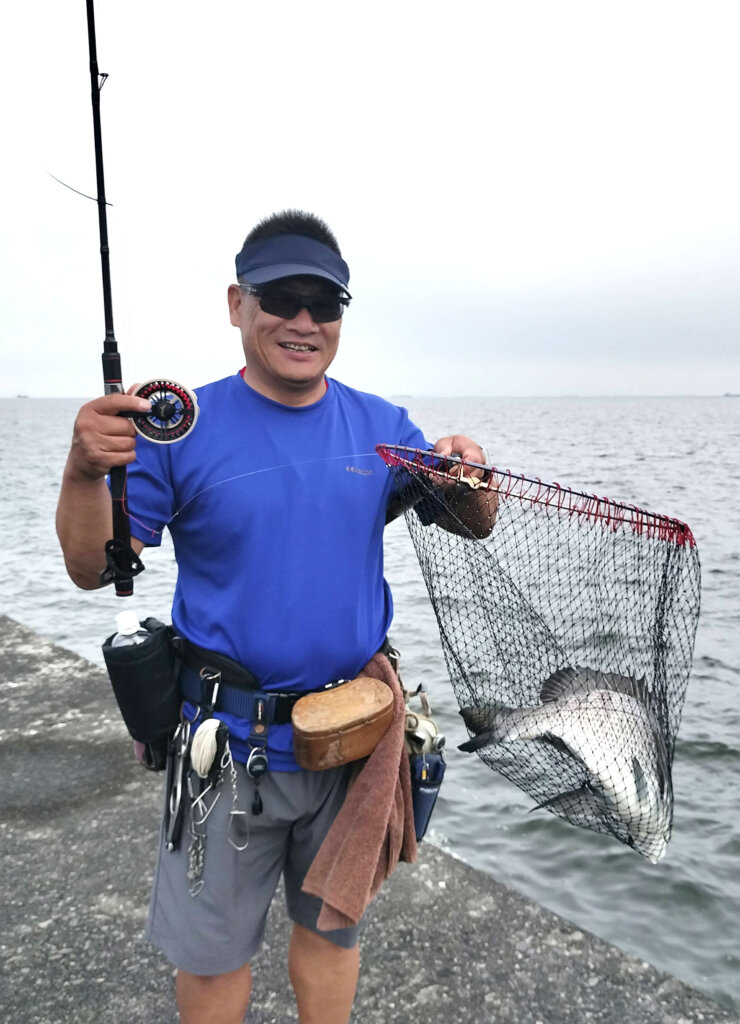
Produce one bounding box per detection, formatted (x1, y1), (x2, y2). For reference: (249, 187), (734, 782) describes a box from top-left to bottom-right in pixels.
(124, 371), (429, 768)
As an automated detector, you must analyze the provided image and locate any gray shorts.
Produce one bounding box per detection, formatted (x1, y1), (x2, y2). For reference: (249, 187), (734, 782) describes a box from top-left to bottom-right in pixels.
(146, 762), (360, 975)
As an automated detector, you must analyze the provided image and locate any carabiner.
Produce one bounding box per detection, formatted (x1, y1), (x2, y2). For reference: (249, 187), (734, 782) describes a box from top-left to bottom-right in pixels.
(165, 720), (191, 851)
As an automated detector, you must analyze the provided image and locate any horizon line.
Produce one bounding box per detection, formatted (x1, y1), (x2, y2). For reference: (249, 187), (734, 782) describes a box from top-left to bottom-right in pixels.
(2, 392), (738, 401)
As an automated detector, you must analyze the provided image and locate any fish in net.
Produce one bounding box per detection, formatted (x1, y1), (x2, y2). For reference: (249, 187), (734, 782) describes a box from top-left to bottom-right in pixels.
(377, 444), (701, 863)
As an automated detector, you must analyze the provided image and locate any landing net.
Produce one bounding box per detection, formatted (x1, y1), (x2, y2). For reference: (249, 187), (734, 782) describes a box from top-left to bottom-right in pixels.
(377, 444), (701, 862)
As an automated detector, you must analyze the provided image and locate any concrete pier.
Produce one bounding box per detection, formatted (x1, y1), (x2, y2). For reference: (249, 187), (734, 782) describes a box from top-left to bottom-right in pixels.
(1, 612), (737, 1024)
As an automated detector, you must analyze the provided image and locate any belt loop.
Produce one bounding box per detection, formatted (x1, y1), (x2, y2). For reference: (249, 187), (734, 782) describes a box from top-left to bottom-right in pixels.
(247, 696), (270, 816)
(247, 694), (270, 761)
(251, 695), (269, 738)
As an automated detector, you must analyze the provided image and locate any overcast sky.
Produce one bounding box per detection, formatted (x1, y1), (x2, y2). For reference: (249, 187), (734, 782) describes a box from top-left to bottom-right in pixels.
(1, 0), (738, 398)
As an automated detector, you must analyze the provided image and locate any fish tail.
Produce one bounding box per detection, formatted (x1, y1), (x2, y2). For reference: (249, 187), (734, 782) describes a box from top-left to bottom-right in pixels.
(458, 732), (495, 753)
(459, 701), (513, 736)
(459, 703), (532, 751)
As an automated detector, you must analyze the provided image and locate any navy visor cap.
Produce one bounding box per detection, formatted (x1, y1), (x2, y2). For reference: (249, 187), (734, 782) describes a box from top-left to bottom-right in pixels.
(235, 234), (351, 296)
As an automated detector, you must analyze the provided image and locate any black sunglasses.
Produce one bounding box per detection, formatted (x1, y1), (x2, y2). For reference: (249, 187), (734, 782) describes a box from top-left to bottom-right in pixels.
(240, 285), (349, 324)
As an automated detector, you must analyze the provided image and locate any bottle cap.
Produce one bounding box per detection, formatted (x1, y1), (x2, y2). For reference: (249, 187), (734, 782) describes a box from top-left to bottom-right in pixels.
(115, 609), (141, 635)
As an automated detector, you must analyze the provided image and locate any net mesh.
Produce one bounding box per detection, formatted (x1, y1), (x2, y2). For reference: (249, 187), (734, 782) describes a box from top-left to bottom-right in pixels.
(377, 444), (701, 863)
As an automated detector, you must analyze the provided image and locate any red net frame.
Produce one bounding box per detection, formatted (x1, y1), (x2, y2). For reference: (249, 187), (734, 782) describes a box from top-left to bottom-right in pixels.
(377, 444), (695, 548)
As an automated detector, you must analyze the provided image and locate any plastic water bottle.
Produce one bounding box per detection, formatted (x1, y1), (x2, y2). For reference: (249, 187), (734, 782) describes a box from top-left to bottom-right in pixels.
(111, 609), (149, 647)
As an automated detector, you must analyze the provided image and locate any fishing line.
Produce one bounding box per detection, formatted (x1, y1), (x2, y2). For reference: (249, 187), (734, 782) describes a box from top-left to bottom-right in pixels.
(125, 450), (380, 541)
(191, 718), (223, 778)
(47, 170), (111, 204)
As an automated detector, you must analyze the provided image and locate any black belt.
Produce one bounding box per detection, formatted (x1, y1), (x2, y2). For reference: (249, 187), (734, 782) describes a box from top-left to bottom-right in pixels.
(175, 636), (395, 725)
(175, 637), (261, 690)
(175, 638), (300, 723)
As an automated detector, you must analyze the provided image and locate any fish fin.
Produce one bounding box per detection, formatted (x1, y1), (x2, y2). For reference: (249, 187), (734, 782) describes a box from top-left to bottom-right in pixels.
(632, 757), (648, 804)
(589, 668), (651, 706)
(531, 783), (608, 824)
(655, 735), (672, 801)
(539, 666), (584, 703)
(540, 664), (652, 706)
(539, 730), (583, 764)
(458, 730), (495, 753)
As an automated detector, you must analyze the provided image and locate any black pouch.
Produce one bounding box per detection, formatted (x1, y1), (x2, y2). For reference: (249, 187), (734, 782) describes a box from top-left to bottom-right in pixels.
(102, 618), (181, 745)
(409, 752), (446, 841)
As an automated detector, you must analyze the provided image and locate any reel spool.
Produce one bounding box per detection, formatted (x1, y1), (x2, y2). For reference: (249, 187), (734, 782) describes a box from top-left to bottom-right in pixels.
(131, 379), (199, 444)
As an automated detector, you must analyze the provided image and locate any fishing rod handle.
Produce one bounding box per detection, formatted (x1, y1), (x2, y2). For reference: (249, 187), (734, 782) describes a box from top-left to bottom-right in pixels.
(102, 348), (123, 394)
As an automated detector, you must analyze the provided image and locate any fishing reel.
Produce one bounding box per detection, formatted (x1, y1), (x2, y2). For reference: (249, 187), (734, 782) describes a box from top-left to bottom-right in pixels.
(130, 378), (199, 444)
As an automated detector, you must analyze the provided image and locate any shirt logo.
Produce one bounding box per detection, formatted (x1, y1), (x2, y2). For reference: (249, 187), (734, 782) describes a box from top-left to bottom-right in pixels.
(345, 465), (374, 476)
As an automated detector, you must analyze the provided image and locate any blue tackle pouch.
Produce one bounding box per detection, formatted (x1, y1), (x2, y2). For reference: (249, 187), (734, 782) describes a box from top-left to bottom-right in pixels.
(394, 655), (447, 842)
(409, 751), (446, 841)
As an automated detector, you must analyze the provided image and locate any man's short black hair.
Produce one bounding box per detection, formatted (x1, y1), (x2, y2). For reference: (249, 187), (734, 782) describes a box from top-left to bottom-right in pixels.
(243, 210), (342, 257)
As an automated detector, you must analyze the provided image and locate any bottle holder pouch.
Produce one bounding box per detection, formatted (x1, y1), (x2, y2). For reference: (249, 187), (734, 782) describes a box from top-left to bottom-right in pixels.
(102, 618), (181, 744)
(409, 751), (446, 841)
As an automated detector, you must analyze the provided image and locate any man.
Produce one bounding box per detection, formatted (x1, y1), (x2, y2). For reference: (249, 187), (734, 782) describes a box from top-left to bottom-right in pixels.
(56, 210), (492, 1024)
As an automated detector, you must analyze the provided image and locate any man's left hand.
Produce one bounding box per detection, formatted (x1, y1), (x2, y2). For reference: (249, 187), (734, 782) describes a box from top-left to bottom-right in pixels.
(429, 435), (496, 537)
(432, 435), (488, 481)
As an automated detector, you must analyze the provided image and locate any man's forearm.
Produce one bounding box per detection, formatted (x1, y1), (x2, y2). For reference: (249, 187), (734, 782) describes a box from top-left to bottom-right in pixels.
(437, 486), (498, 538)
(56, 459), (115, 589)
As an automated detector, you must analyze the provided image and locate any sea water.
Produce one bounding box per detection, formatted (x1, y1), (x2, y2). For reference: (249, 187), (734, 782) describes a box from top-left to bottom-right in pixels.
(1, 394), (738, 1010)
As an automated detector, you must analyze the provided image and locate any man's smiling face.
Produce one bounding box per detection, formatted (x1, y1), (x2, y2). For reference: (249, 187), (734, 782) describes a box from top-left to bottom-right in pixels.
(228, 275), (343, 406)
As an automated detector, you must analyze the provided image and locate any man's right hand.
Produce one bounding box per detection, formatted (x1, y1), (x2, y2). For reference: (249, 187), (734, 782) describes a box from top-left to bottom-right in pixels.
(67, 390), (151, 481)
(57, 389), (150, 589)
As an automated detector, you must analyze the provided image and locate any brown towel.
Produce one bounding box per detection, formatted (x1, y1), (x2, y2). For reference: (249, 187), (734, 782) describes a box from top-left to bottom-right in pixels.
(301, 652), (417, 930)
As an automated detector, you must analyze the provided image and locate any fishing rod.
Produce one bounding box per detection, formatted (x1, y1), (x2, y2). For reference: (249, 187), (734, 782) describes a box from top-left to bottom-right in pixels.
(84, 0), (198, 596)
